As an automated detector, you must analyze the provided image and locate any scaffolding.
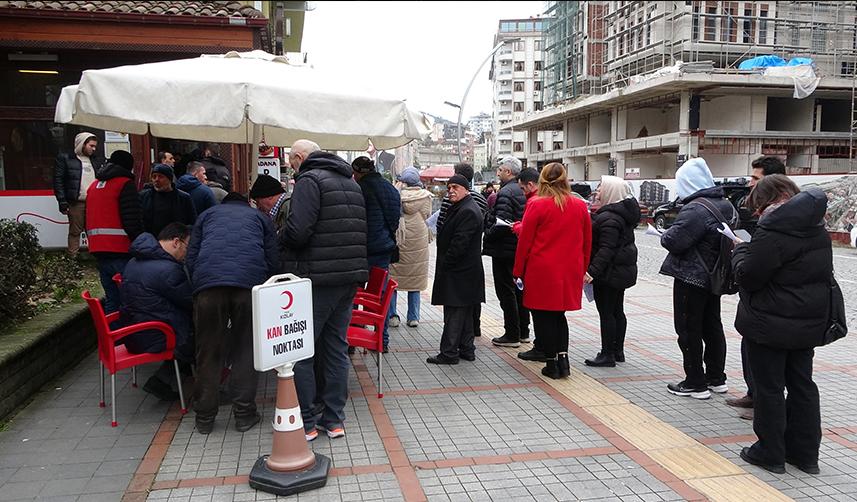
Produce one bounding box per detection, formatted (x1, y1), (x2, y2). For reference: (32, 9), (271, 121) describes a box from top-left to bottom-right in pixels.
(542, 1), (857, 107)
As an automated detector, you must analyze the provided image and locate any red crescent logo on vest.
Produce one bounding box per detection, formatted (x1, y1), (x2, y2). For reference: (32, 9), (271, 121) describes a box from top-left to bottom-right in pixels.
(281, 290), (294, 310)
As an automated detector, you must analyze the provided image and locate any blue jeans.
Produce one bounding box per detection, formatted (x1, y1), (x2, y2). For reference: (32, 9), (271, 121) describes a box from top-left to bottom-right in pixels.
(389, 290), (421, 322)
(96, 255), (130, 313)
(367, 253), (392, 348)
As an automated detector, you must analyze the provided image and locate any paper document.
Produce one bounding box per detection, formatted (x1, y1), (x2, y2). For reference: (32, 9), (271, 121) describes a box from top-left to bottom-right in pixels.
(646, 223), (664, 237)
(717, 223), (751, 243)
(495, 218), (513, 228)
(583, 283), (594, 303)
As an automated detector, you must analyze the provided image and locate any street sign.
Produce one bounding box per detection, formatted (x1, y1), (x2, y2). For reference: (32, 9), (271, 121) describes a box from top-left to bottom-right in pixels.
(252, 274), (314, 372)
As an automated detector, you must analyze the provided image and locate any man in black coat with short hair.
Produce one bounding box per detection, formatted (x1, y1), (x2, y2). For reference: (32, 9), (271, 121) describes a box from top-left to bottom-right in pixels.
(140, 163), (196, 237)
(429, 174), (485, 365)
(483, 156), (529, 348)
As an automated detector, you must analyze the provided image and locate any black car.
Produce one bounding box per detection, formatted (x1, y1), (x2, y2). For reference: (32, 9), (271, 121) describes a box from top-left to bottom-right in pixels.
(652, 183), (755, 232)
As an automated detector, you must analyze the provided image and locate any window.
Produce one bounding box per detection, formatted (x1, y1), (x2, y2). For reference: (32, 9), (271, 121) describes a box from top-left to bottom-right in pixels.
(534, 39), (542, 51)
(513, 142), (524, 152)
(534, 81), (542, 91)
(513, 102), (524, 112)
(537, 141), (544, 152)
(742, 5), (755, 44)
(534, 61), (543, 71)
(513, 81), (524, 92)
(534, 101), (543, 111)
(759, 5), (769, 44)
(812, 28), (826, 52)
(721, 3), (737, 43)
(514, 61), (525, 71)
(500, 22), (514, 32)
(704, 2), (717, 41)
(552, 141), (563, 150)
(514, 40), (525, 51)
(691, 1), (700, 40)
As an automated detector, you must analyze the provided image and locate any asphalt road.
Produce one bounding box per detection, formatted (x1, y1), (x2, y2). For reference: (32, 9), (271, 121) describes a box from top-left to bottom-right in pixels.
(634, 228), (857, 326)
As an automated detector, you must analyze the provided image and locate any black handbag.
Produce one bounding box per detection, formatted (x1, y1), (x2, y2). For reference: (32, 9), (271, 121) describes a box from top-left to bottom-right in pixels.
(821, 273), (847, 346)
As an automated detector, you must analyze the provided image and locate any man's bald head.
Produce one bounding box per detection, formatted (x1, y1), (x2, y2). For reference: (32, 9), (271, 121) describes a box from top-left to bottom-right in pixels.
(289, 139), (321, 170)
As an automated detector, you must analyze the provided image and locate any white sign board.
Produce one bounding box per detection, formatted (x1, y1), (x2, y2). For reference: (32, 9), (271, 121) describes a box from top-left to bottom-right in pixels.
(258, 157), (281, 176)
(252, 274), (314, 372)
(104, 131), (129, 143)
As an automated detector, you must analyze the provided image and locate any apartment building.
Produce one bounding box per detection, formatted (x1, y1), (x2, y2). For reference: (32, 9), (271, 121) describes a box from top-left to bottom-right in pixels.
(517, 1), (857, 180)
(490, 18), (564, 167)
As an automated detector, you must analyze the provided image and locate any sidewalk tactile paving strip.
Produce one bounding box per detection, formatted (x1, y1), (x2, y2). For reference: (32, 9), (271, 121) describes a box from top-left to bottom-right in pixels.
(687, 474), (793, 502)
(415, 455), (684, 501)
(385, 387), (610, 462)
(647, 445), (744, 479)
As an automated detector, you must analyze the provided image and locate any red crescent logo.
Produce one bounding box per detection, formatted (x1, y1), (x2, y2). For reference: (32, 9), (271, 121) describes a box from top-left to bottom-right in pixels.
(281, 290), (294, 310)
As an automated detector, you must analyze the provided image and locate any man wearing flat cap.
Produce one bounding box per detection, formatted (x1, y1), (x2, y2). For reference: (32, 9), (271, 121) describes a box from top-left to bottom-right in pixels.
(428, 174), (485, 365)
(140, 163), (196, 237)
(250, 174), (291, 233)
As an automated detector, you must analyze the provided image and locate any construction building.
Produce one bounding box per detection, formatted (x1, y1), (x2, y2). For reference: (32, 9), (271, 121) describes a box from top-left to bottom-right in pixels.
(490, 18), (563, 167)
(518, 1), (857, 180)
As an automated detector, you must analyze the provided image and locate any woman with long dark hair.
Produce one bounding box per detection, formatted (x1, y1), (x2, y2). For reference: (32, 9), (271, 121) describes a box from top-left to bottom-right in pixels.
(513, 163), (591, 378)
(732, 174), (830, 475)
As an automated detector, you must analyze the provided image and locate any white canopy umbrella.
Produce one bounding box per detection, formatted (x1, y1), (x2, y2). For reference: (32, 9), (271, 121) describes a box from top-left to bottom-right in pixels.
(55, 50), (431, 182)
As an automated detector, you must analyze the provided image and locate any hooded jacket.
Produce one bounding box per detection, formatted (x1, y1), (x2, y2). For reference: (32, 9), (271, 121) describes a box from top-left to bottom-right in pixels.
(588, 197), (641, 289)
(389, 186), (433, 291)
(176, 174), (217, 216)
(53, 132), (105, 208)
(357, 172), (401, 257)
(483, 178), (527, 259)
(280, 151), (368, 287)
(120, 233), (193, 360)
(732, 189), (833, 349)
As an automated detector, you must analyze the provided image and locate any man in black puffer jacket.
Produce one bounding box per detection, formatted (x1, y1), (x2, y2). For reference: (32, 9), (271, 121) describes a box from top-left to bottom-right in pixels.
(584, 176), (641, 368)
(660, 158), (736, 401)
(281, 140), (368, 440)
(484, 156), (529, 348)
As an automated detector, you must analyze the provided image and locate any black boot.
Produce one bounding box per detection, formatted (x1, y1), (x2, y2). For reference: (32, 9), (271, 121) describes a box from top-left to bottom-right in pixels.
(557, 352), (570, 377)
(615, 351), (625, 363)
(584, 351), (616, 367)
(541, 358), (563, 379)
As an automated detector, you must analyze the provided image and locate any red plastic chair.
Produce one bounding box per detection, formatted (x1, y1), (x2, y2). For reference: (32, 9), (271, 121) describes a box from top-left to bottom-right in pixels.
(82, 290), (187, 426)
(347, 279), (397, 398)
(354, 266), (388, 312)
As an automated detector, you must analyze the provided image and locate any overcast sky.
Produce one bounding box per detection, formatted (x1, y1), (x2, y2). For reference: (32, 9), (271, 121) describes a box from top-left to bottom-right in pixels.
(302, 1), (543, 123)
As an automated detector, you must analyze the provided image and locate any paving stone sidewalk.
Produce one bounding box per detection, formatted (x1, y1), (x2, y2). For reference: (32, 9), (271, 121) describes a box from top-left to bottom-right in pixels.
(1, 253), (857, 501)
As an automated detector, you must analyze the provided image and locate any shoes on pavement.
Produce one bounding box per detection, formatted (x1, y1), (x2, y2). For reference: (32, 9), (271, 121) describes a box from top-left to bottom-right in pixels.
(407, 320), (419, 327)
(347, 345), (356, 355)
(426, 354), (459, 365)
(234, 412), (262, 433)
(519, 333), (532, 343)
(518, 348), (549, 362)
(739, 408), (754, 421)
(740, 447), (785, 474)
(388, 315), (400, 327)
(667, 381), (711, 400)
(557, 352), (570, 378)
(305, 428), (319, 441)
(195, 417), (214, 435)
(542, 357), (568, 379)
(143, 376), (179, 401)
(492, 335), (520, 348)
(707, 381), (729, 394)
(615, 351), (625, 363)
(584, 351), (616, 367)
(725, 394), (754, 408)
(383, 345), (389, 354)
(318, 424), (345, 439)
(786, 457), (820, 475)
(460, 353), (475, 362)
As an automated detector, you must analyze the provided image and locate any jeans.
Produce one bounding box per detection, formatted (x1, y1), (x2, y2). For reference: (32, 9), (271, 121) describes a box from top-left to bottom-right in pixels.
(672, 279), (726, 388)
(294, 285), (356, 431)
(492, 257), (530, 340)
(192, 287), (257, 422)
(530, 310), (568, 358)
(746, 339), (820, 465)
(367, 253), (392, 348)
(389, 290), (421, 321)
(593, 282), (627, 355)
(95, 255), (130, 314)
(439, 305), (476, 360)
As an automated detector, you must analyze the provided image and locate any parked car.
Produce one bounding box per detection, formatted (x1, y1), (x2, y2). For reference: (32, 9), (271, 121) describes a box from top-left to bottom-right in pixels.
(652, 183), (755, 232)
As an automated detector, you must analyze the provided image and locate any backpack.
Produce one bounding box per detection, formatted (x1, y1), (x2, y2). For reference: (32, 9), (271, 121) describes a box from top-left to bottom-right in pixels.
(691, 198), (739, 296)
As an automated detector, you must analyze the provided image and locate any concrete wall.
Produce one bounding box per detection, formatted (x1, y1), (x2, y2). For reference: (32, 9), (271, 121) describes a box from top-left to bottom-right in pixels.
(625, 105), (679, 138)
(567, 118), (587, 147)
(590, 113), (611, 144)
(566, 157), (587, 180)
(766, 97), (815, 131)
(587, 155), (611, 179)
(626, 153), (676, 179)
(703, 153), (754, 177)
(700, 95), (753, 131)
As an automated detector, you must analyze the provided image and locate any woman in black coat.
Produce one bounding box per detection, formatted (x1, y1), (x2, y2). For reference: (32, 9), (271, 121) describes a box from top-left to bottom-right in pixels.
(732, 174), (831, 475)
(584, 176), (641, 367)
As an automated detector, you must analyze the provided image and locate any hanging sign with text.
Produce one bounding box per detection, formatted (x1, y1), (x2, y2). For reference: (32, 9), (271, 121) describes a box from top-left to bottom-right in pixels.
(258, 157), (281, 176)
(252, 274), (314, 371)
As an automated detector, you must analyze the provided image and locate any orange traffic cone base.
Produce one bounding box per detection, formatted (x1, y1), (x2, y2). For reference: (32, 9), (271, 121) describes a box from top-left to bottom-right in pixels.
(249, 453), (330, 496)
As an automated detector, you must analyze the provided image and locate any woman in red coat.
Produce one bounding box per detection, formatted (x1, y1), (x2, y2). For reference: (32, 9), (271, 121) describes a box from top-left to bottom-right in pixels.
(513, 162), (592, 379)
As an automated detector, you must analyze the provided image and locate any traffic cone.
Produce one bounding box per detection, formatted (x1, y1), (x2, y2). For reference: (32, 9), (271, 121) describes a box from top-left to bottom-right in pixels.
(249, 365), (330, 496)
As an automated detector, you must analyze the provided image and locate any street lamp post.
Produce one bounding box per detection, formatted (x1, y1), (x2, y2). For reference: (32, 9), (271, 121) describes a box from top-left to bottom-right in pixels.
(445, 38), (520, 166)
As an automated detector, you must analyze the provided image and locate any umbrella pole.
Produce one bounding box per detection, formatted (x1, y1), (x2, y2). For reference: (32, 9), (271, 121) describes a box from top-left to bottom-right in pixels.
(249, 123), (262, 188)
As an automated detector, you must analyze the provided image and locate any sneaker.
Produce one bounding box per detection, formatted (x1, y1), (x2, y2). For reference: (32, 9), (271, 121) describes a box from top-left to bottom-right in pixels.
(740, 447), (785, 474)
(491, 335), (520, 348)
(667, 381), (711, 400)
(725, 394), (754, 408)
(388, 315), (400, 327)
(319, 425), (345, 439)
(305, 428), (319, 441)
(518, 348), (549, 362)
(708, 382), (729, 394)
(406, 320), (419, 328)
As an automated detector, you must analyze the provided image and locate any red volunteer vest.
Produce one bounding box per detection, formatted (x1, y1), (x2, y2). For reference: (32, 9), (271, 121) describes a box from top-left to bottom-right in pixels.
(86, 177), (132, 253)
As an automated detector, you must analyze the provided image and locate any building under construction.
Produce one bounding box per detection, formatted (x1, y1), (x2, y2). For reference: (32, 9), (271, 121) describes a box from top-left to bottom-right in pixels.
(521, 1), (857, 179)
